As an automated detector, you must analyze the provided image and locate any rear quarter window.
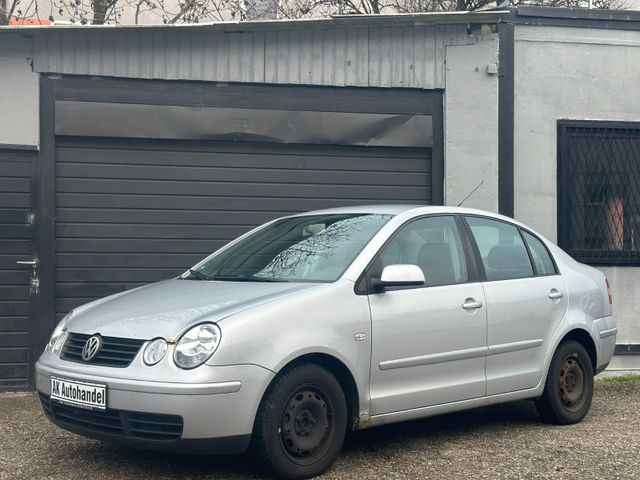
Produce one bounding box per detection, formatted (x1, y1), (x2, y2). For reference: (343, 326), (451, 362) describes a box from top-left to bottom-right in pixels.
(522, 231), (557, 275)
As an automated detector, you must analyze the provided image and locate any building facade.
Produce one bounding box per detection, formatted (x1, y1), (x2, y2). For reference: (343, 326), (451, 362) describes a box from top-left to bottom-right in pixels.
(1, 7), (639, 390)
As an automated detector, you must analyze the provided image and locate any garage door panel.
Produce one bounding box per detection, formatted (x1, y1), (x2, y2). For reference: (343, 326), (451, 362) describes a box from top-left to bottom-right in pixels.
(0, 210), (30, 224)
(0, 365), (29, 380)
(0, 348), (29, 363)
(56, 194), (392, 213)
(56, 268), (181, 283)
(55, 253), (209, 268)
(0, 332), (30, 348)
(0, 148), (34, 390)
(0, 271), (30, 285)
(56, 178), (430, 200)
(0, 286), (30, 301)
(0, 240), (31, 255)
(57, 162), (430, 187)
(0, 225), (31, 239)
(57, 140), (428, 163)
(0, 316), (30, 332)
(0, 194), (30, 209)
(0, 301), (30, 317)
(0, 255), (27, 269)
(55, 208), (284, 225)
(55, 282), (148, 299)
(0, 161), (32, 177)
(56, 238), (239, 254)
(60, 151), (429, 173)
(56, 224), (254, 240)
(0, 178), (30, 193)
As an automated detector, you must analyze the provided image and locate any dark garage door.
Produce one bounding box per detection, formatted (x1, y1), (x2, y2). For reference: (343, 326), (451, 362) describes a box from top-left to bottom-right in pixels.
(54, 137), (432, 320)
(43, 76), (443, 330)
(0, 148), (34, 390)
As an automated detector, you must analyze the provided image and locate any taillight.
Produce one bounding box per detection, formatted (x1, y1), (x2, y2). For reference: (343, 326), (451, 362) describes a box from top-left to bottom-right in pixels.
(605, 278), (613, 305)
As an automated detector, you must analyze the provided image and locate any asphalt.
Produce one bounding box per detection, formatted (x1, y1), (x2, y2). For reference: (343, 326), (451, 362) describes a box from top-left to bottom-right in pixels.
(1, 378), (639, 480)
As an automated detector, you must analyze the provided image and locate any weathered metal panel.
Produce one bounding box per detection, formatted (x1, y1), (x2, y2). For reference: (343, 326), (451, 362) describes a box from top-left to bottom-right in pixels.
(0, 148), (35, 391)
(31, 24), (474, 89)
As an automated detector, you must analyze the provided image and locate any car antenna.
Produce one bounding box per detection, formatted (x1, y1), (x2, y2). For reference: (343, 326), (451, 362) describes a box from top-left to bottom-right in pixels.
(457, 180), (485, 207)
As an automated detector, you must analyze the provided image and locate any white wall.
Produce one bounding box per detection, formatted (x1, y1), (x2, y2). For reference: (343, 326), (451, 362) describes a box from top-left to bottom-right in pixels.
(444, 35), (499, 212)
(0, 35), (39, 147)
(513, 25), (640, 344)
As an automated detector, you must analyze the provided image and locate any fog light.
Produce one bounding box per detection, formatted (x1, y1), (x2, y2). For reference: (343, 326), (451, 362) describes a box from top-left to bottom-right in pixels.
(143, 338), (168, 366)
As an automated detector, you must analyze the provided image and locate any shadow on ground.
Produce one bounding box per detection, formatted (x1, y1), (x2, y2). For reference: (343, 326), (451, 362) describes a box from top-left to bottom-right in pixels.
(61, 400), (542, 479)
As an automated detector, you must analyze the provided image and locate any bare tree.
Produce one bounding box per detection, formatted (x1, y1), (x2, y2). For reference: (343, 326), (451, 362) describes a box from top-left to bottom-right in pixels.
(511, 0), (628, 8)
(1, 0), (41, 24)
(1, 0), (629, 26)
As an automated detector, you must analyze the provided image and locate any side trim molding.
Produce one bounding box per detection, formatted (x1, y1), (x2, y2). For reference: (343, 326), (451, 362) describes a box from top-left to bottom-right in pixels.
(487, 339), (543, 356)
(379, 346), (487, 371)
(379, 339), (543, 371)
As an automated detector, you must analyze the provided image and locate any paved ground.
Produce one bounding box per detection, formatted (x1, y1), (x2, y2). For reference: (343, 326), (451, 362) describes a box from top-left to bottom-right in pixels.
(1, 378), (639, 480)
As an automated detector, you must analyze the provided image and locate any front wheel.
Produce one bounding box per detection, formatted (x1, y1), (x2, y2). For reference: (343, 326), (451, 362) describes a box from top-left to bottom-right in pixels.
(536, 340), (594, 424)
(252, 364), (347, 480)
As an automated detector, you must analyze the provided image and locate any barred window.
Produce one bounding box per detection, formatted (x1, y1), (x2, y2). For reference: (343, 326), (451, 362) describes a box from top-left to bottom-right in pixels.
(558, 121), (640, 265)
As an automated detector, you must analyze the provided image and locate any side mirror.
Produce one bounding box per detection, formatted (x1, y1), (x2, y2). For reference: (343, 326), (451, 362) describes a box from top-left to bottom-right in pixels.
(373, 264), (425, 290)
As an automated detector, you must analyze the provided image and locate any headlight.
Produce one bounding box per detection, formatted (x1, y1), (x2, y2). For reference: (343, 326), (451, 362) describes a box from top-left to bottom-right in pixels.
(46, 313), (71, 356)
(174, 323), (221, 369)
(143, 338), (168, 366)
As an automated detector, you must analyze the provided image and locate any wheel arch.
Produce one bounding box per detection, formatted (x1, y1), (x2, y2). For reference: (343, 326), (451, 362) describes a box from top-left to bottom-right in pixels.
(259, 352), (361, 432)
(557, 328), (598, 374)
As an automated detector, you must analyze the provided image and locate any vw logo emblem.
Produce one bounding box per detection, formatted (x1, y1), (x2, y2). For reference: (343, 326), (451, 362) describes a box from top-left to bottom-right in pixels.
(82, 335), (102, 361)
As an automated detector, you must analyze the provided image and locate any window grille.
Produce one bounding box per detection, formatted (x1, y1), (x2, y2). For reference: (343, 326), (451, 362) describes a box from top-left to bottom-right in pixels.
(558, 121), (640, 265)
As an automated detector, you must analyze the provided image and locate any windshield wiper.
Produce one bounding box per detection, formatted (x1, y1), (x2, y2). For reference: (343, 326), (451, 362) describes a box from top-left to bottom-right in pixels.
(183, 268), (210, 281)
(210, 275), (286, 283)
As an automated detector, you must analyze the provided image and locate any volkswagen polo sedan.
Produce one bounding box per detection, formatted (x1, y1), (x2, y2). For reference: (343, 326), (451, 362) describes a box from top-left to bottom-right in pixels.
(36, 206), (617, 479)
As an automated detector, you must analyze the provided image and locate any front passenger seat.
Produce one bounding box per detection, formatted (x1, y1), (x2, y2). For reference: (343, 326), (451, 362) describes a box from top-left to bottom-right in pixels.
(417, 243), (456, 286)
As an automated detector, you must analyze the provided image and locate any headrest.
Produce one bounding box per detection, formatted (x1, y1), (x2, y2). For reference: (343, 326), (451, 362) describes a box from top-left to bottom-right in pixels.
(418, 243), (452, 265)
(487, 244), (530, 271)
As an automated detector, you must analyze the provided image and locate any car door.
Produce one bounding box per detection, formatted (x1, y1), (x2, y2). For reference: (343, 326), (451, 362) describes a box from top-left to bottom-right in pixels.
(463, 216), (568, 396)
(367, 215), (487, 415)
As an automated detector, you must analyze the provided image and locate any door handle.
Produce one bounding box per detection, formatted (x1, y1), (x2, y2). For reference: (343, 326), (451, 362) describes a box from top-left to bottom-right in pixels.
(548, 289), (564, 300)
(16, 258), (38, 267)
(462, 299), (483, 310)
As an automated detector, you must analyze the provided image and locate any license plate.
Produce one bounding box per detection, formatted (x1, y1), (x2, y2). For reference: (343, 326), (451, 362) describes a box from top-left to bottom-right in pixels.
(50, 376), (107, 411)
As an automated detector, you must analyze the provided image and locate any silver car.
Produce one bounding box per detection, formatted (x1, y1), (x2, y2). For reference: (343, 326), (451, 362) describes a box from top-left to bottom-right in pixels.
(36, 206), (617, 479)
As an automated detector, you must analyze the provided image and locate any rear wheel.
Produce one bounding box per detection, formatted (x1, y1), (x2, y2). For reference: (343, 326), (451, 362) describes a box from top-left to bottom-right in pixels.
(536, 340), (594, 424)
(252, 364), (347, 480)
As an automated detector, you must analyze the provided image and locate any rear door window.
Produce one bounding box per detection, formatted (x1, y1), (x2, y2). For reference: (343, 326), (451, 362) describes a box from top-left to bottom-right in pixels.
(465, 216), (534, 281)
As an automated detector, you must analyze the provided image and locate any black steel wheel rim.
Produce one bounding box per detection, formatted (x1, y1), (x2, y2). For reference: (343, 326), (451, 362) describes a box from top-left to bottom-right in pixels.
(558, 353), (587, 412)
(279, 384), (335, 465)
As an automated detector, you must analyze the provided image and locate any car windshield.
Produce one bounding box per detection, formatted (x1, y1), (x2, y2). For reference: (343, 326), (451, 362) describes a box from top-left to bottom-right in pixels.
(187, 213), (393, 283)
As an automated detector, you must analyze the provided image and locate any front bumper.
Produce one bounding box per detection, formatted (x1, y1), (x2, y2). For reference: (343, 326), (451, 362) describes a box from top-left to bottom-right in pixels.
(36, 360), (275, 454)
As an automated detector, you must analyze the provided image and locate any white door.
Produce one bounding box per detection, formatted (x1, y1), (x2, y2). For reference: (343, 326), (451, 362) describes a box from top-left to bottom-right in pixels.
(368, 216), (487, 415)
(464, 216), (568, 396)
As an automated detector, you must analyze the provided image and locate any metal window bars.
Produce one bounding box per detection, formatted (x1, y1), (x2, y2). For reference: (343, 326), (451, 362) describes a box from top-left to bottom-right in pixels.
(558, 121), (640, 265)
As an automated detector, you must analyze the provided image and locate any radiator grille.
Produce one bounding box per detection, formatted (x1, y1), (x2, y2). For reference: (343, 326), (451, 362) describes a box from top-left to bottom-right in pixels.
(60, 333), (145, 367)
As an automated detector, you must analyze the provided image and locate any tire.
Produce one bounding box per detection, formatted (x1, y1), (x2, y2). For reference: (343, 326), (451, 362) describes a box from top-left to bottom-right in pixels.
(536, 340), (594, 425)
(252, 364), (348, 480)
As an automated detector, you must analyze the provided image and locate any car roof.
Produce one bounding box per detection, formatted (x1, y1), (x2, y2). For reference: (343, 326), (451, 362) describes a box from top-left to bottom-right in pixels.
(296, 205), (425, 215)
(296, 205), (515, 221)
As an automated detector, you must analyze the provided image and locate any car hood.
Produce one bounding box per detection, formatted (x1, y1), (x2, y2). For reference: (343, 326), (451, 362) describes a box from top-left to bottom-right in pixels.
(66, 279), (320, 341)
